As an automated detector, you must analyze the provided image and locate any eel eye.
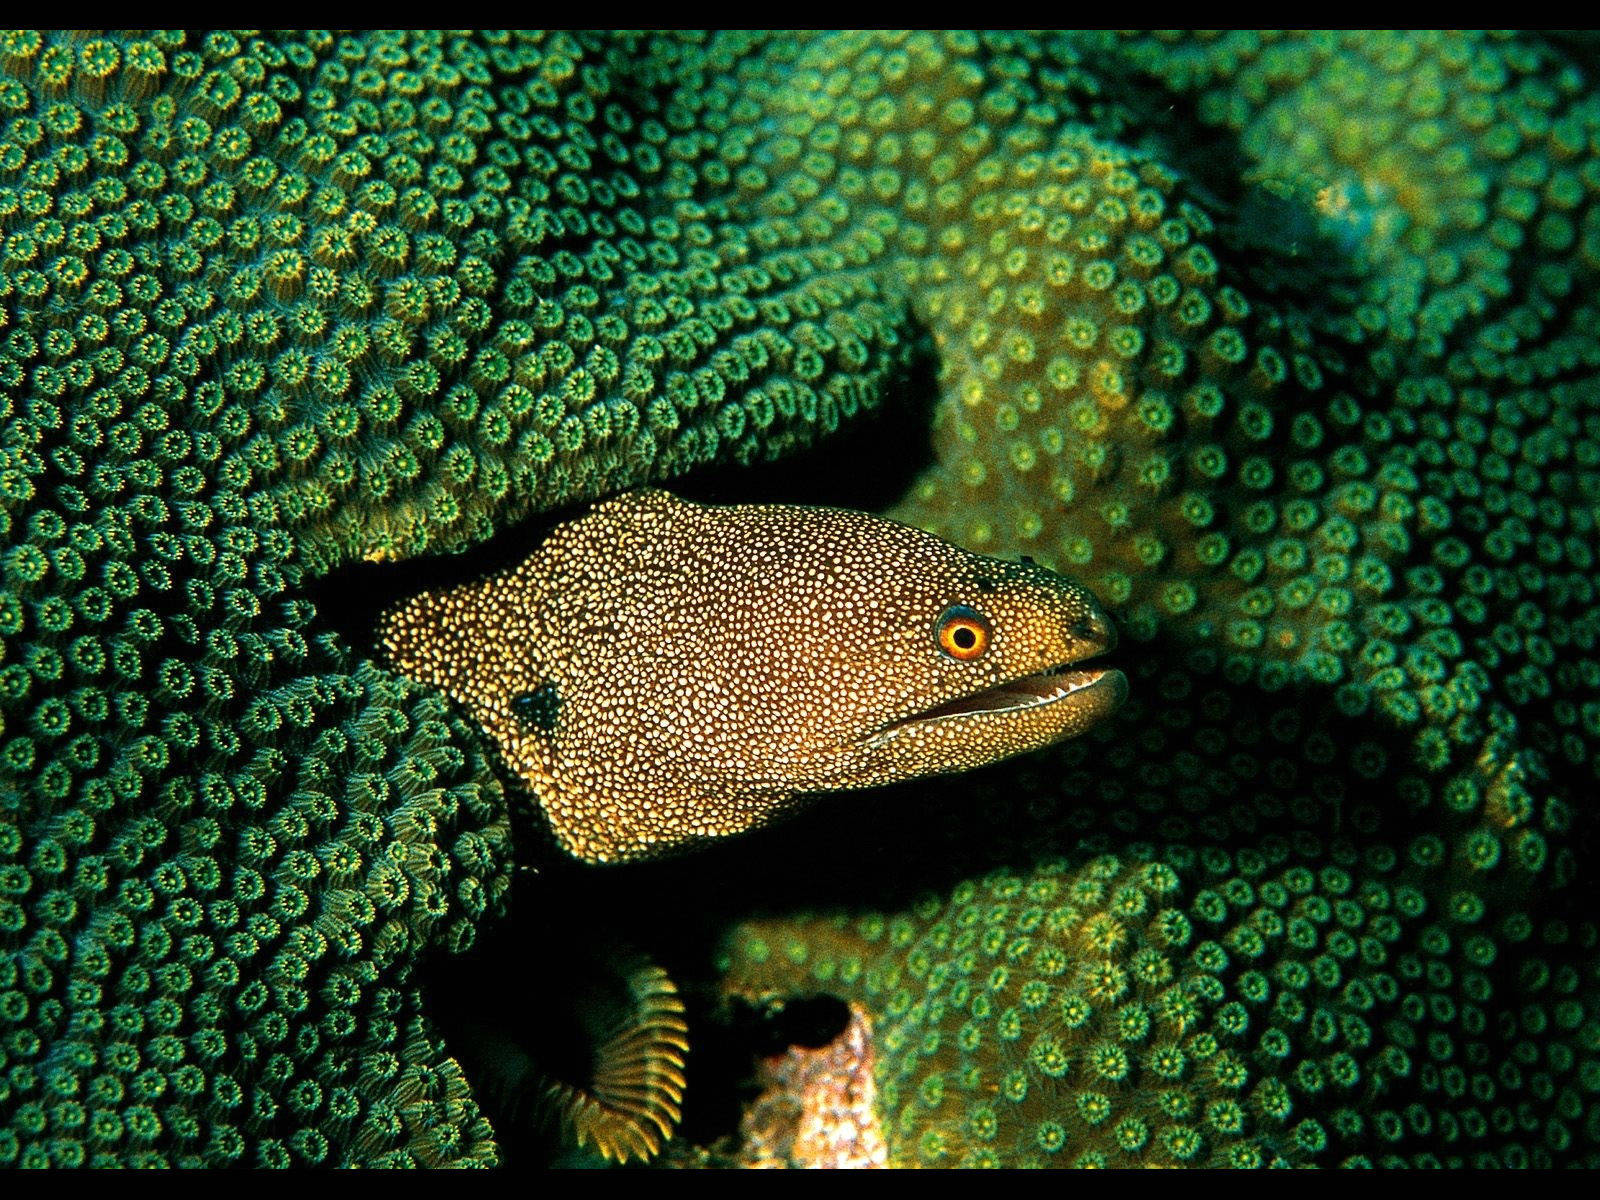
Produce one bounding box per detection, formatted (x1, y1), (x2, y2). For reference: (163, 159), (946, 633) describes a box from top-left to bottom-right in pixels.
(936, 606), (990, 661)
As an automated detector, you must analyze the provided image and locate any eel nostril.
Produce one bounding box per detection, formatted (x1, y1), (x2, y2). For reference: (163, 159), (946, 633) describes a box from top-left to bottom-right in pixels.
(1070, 613), (1116, 652)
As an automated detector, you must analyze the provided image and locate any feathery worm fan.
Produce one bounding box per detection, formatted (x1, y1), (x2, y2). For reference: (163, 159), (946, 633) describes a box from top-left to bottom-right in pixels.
(544, 961), (690, 1162)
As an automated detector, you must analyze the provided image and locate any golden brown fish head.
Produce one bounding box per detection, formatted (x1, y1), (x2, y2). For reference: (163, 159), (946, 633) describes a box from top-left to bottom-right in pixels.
(381, 490), (1125, 863)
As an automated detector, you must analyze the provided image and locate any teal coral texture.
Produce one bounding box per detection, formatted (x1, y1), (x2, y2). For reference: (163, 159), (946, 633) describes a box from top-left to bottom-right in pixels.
(2, 28), (1600, 1168)
(713, 30), (1600, 1168)
(0, 29), (916, 1167)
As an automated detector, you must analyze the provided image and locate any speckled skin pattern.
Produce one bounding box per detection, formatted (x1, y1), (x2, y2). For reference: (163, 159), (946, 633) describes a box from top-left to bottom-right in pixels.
(380, 490), (1123, 863)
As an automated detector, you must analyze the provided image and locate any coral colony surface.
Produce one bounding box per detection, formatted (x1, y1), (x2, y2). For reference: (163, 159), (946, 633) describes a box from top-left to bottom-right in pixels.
(1, 30), (1598, 1167)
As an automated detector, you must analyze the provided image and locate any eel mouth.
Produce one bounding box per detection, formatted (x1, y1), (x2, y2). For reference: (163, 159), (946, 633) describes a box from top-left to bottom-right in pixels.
(899, 662), (1121, 727)
(882, 659), (1124, 735)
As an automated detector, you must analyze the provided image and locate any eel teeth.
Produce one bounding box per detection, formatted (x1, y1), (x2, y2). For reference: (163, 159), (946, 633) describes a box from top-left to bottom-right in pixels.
(895, 663), (1112, 727)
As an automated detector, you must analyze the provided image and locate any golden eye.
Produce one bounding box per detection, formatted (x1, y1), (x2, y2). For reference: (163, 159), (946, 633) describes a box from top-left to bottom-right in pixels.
(936, 605), (990, 661)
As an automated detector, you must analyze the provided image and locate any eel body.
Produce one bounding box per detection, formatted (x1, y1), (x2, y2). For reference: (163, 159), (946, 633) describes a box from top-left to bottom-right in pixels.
(380, 489), (1124, 863)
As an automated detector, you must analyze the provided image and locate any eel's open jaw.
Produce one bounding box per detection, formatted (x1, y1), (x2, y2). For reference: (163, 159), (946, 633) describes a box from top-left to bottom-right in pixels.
(898, 663), (1119, 727)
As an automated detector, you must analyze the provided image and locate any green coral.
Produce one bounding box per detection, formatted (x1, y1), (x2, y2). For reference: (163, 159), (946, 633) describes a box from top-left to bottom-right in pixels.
(707, 29), (1600, 1169)
(4, 28), (1600, 1169)
(723, 828), (1600, 1167)
(0, 29), (912, 1167)
(0, 30), (910, 570)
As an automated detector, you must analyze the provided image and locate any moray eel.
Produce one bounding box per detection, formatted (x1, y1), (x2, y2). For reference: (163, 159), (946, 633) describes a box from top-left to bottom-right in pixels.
(380, 489), (1125, 863)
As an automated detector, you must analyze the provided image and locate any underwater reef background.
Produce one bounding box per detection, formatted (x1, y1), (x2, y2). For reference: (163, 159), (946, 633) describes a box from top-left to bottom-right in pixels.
(0, 29), (1598, 1167)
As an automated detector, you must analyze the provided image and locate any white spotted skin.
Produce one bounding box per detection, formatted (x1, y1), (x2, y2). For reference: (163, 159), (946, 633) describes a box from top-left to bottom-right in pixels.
(380, 489), (1124, 863)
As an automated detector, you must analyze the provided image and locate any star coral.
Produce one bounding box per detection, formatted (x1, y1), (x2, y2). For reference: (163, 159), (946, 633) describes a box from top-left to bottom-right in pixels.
(708, 30), (1600, 1169)
(0, 29), (911, 1167)
(3, 28), (1600, 1169)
